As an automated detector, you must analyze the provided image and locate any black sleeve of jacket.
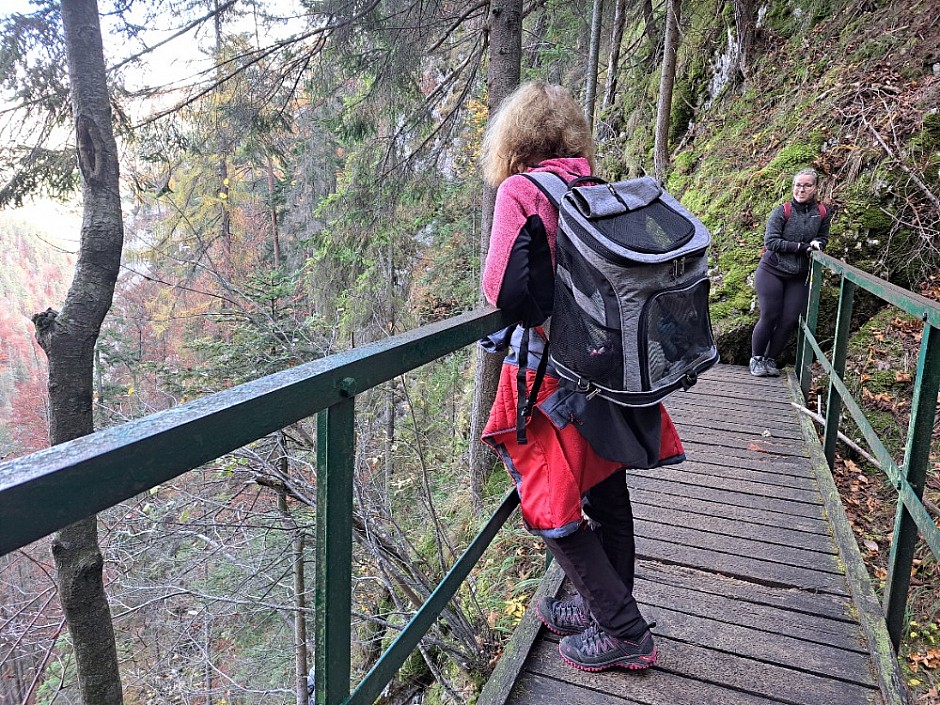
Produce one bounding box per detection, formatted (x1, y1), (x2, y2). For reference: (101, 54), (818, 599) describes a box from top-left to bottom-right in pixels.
(495, 214), (554, 327)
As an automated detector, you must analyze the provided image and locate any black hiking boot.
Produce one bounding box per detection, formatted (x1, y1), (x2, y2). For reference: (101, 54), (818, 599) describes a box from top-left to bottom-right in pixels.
(536, 594), (591, 636)
(558, 623), (657, 672)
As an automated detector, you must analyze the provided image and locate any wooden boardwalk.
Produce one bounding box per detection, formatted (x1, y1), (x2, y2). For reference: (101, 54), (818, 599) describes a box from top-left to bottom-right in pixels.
(479, 364), (905, 705)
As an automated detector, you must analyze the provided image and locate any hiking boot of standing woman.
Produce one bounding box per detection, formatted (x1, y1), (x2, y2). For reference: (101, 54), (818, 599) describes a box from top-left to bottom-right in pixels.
(749, 356), (768, 377)
(537, 594), (591, 635)
(558, 623), (657, 672)
(762, 357), (780, 376)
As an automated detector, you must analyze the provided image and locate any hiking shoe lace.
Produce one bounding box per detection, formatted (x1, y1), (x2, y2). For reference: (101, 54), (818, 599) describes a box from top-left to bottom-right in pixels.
(536, 594), (590, 636)
(558, 623), (657, 672)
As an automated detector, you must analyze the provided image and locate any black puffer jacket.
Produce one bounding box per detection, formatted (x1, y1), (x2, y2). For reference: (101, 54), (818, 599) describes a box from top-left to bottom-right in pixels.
(762, 199), (833, 275)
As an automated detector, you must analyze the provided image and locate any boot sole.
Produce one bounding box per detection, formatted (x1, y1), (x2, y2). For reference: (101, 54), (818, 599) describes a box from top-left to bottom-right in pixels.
(558, 646), (658, 672)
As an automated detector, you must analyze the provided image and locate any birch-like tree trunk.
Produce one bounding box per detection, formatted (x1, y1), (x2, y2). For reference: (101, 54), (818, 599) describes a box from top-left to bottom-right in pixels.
(654, 0), (681, 183)
(33, 1), (125, 703)
(584, 0), (604, 127)
(468, 0), (522, 508)
(601, 0), (627, 114)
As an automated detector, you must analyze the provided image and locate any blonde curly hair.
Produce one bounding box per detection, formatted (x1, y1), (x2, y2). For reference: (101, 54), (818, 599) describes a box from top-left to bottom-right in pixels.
(480, 82), (595, 187)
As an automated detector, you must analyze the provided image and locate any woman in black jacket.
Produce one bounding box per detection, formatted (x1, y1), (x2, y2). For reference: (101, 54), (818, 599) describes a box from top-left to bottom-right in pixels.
(750, 168), (832, 377)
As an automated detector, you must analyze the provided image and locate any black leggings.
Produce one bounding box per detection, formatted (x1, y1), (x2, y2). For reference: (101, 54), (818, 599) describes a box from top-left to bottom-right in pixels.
(751, 262), (809, 360)
(541, 469), (647, 640)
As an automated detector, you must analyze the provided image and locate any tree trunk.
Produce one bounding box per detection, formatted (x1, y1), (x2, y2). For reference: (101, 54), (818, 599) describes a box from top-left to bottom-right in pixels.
(733, 0), (755, 82)
(584, 0), (604, 128)
(601, 0), (627, 115)
(34, 2), (126, 704)
(653, 0), (681, 183)
(468, 0), (522, 509)
(214, 0), (233, 273)
(641, 0), (659, 66)
(277, 486), (309, 705)
(266, 155), (281, 269)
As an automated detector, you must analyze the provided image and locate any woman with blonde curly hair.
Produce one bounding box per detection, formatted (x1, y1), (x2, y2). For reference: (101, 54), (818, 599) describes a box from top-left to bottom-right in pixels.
(478, 82), (685, 672)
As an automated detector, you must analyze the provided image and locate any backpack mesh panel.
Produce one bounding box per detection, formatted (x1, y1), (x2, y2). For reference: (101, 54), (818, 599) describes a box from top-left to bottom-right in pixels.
(552, 244), (624, 388)
(593, 202), (695, 254)
(642, 278), (713, 388)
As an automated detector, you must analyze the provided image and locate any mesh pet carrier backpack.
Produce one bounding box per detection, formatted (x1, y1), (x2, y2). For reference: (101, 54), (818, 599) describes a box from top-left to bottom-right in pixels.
(521, 172), (719, 411)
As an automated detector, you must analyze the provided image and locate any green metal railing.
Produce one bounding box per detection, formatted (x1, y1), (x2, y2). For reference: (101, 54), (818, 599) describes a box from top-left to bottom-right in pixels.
(0, 307), (513, 705)
(796, 252), (940, 651)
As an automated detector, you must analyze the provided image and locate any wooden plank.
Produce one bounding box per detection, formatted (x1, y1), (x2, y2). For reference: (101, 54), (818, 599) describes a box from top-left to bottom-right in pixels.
(667, 394), (797, 419)
(675, 393), (791, 412)
(635, 574), (865, 652)
(635, 561), (855, 622)
(634, 534), (850, 594)
(516, 642), (787, 705)
(669, 443), (812, 477)
(671, 458), (819, 491)
(652, 637), (878, 705)
(634, 520), (844, 574)
(671, 393), (794, 416)
(637, 465), (823, 505)
(683, 380), (794, 403)
(638, 605), (874, 685)
(675, 426), (809, 456)
(629, 486), (830, 535)
(632, 502), (838, 554)
(628, 474), (828, 520)
(668, 407), (805, 440)
(672, 413), (804, 440)
(679, 439), (809, 469)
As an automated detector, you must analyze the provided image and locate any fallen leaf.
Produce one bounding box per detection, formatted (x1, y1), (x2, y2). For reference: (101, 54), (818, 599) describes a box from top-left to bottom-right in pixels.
(747, 443), (769, 453)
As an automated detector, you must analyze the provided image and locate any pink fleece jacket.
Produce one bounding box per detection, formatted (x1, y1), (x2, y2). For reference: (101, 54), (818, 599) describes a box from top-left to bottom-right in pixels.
(481, 157), (592, 305)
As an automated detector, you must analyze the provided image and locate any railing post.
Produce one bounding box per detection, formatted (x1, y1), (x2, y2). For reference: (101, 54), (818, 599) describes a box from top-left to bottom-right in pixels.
(823, 276), (855, 469)
(798, 257), (824, 401)
(884, 324), (940, 651)
(315, 388), (356, 705)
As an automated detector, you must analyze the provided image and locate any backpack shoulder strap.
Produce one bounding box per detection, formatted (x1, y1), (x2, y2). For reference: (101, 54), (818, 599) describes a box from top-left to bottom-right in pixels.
(520, 171), (570, 209)
(783, 201), (828, 220)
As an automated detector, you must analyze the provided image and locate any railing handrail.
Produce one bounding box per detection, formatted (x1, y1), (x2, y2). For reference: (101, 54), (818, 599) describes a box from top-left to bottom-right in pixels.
(0, 306), (512, 705)
(0, 307), (506, 555)
(796, 251), (940, 651)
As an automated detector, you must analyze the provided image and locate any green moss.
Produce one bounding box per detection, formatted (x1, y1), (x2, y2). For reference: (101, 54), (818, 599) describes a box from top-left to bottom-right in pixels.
(673, 150), (697, 175)
(766, 143), (820, 174)
(923, 113), (940, 144)
(856, 206), (894, 233)
(910, 113), (940, 160)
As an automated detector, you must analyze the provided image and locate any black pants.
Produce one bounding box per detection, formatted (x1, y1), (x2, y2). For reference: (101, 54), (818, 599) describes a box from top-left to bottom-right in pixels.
(751, 262), (809, 360)
(541, 469), (647, 640)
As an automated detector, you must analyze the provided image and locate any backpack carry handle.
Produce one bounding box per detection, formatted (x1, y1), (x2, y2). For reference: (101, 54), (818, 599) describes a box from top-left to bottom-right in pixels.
(568, 175), (606, 188)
